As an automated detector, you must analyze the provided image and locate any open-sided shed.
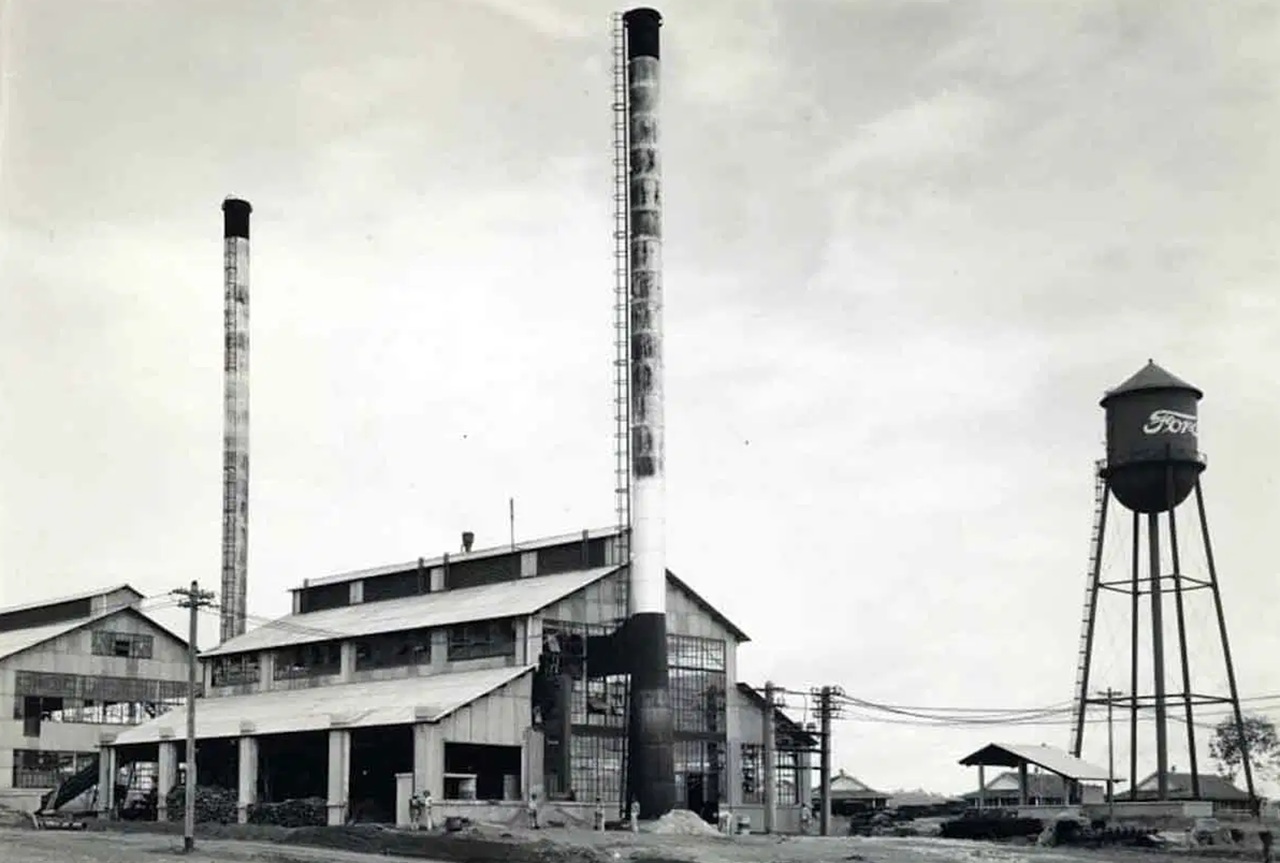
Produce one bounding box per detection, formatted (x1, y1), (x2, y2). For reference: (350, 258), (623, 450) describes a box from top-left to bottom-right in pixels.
(958, 743), (1111, 808)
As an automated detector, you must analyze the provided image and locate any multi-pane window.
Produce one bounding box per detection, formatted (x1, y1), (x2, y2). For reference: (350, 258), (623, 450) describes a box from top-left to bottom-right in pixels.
(776, 750), (801, 805)
(667, 634), (726, 672)
(570, 735), (624, 805)
(273, 641), (342, 680)
(447, 620), (516, 661)
(12, 750), (97, 789)
(740, 743), (763, 804)
(570, 673), (627, 728)
(91, 630), (154, 659)
(12, 672), (189, 733)
(211, 653), (261, 686)
(667, 635), (727, 736)
(354, 628), (431, 670)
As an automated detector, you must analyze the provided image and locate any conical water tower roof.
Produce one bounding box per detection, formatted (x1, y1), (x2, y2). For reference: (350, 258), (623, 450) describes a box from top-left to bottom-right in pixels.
(1101, 359), (1202, 405)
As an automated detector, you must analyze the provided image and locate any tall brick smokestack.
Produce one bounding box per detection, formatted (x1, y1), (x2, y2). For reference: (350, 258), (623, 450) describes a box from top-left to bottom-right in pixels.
(623, 6), (675, 820)
(219, 197), (252, 643)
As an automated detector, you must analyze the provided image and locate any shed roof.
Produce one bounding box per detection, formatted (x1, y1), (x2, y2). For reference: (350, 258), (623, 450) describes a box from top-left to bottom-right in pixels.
(734, 683), (816, 747)
(1102, 360), (1202, 402)
(958, 743), (1111, 781)
(205, 566), (621, 658)
(112, 664), (534, 746)
(0, 605), (186, 663)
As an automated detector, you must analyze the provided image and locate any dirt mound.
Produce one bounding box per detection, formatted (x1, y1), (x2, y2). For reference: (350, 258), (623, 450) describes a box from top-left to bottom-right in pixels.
(645, 810), (720, 837)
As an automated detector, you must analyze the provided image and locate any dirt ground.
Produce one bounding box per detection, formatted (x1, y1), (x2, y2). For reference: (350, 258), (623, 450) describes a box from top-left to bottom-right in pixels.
(1, 825), (1266, 863)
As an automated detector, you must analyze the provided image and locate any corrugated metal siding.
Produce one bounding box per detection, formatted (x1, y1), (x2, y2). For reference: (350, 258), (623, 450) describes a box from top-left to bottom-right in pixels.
(438, 673), (531, 747)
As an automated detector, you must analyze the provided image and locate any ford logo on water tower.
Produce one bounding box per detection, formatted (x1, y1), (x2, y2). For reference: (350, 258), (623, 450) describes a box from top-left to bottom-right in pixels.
(1100, 360), (1206, 514)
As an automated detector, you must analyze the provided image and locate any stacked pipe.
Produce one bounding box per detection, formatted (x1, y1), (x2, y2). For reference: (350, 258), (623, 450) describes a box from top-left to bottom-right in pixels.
(622, 7), (675, 820)
(219, 197), (252, 644)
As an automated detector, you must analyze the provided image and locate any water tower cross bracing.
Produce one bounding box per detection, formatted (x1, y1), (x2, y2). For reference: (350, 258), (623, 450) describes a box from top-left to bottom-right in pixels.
(1068, 360), (1256, 805)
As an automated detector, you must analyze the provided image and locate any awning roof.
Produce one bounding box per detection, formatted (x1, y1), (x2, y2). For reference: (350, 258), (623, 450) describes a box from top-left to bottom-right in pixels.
(111, 664), (534, 746)
(958, 743), (1111, 781)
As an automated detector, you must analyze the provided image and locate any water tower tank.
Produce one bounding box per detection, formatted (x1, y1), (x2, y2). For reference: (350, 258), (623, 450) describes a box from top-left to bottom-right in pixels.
(1100, 360), (1205, 514)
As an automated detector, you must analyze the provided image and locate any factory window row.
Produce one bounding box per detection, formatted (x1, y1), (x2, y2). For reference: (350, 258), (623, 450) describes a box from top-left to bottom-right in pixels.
(354, 627), (431, 670)
(14, 670), (192, 703)
(11, 749), (97, 790)
(211, 653), (261, 687)
(447, 619), (517, 661)
(90, 629), (155, 659)
(739, 743), (803, 806)
(14, 694), (184, 734)
(274, 641), (342, 680)
(293, 538), (616, 615)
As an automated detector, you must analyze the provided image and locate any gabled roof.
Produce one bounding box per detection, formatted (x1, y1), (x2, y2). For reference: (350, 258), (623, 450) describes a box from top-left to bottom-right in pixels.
(0, 605), (188, 663)
(112, 664), (533, 746)
(207, 564), (749, 658)
(669, 571), (749, 643)
(1127, 771), (1250, 802)
(821, 770), (888, 800)
(0, 583), (142, 617)
(888, 790), (963, 808)
(1102, 360), (1202, 403)
(958, 743), (1110, 781)
(204, 566), (623, 658)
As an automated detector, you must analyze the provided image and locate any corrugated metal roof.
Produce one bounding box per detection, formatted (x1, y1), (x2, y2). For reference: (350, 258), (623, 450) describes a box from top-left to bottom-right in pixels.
(0, 584), (141, 616)
(112, 664), (534, 746)
(300, 527), (620, 590)
(958, 743), (1110, 781)
(1130, 771), (1249, 801)
(0, 606), (187, 662)
(204, 566), (621, 658)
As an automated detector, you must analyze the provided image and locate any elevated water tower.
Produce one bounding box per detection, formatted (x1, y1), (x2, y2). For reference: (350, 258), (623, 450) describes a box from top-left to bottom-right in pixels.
(1068, 361), (1256, 806)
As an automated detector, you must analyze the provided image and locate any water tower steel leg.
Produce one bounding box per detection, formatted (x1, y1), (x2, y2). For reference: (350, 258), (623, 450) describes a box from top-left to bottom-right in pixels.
(1071, 474), (1110, 758)
(1148, 512), (1170, 800)
(1129, 509), (1141, 796)
(1165, 465), (1200, 798)
(1194, 481), (1257, 805)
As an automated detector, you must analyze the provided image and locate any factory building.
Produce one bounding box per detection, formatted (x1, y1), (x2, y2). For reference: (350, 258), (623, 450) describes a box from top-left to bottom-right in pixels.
(107, 528), (812, 830)
(0, 585), (190, 812)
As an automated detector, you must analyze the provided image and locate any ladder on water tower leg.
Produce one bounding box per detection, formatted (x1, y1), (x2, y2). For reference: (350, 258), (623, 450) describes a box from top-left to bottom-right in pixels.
(1069, 459), (1110, 757)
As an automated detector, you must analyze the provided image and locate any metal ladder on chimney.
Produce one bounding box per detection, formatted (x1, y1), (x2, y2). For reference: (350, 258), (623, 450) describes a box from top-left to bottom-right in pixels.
(610, 10), (633, 818)
(1068, 459), (1109, 757)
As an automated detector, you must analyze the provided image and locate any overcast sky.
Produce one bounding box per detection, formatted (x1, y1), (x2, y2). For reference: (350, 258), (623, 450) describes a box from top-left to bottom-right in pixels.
(2, 0), (1278, 796)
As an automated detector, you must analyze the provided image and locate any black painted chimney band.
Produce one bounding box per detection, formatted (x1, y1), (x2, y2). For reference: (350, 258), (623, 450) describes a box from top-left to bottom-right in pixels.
(222, 198), (253, 240)
(623, 7), (662, 60)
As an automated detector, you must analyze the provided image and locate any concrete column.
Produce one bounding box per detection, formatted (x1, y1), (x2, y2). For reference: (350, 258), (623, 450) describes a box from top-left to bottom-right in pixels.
(340, 642), (356, 681)
(237, 736), (259, 824)
(412, 720), (443, 800)
(524, 728), (545, 804)
(157, 741), (178, 821)
(977, 765), (986, 811)
(97, 744), (117, 818)
(327, 728), (351, 826)
(1018, 763), (1028, 806)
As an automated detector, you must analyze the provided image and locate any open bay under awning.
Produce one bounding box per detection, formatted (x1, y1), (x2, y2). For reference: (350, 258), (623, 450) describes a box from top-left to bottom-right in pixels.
(111, 664), (535, 746)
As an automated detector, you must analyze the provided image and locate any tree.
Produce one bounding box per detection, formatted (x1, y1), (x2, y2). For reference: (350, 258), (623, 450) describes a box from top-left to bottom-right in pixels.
(1209, 713), (1280, 783)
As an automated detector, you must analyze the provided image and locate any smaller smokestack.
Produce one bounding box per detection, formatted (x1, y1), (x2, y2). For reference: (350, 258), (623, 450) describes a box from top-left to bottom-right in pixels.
(462, 531), (475, 553)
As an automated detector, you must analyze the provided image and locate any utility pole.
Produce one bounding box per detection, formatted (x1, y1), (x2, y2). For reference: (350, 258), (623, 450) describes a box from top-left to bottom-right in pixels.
(172, 581), (215, 854)
(1097, 687), (1122, 818)
(812, 685), (843, 837)
(762, 682), (777, 834)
